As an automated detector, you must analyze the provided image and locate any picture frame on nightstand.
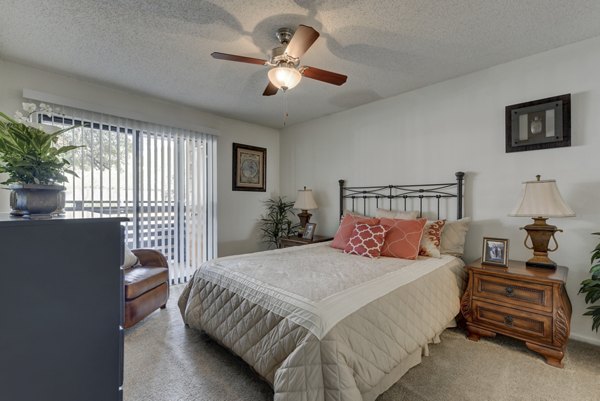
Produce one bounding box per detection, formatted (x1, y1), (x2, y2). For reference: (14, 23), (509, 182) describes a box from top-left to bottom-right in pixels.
(302, 223), (316, 240)
(482, 237), (509, 267)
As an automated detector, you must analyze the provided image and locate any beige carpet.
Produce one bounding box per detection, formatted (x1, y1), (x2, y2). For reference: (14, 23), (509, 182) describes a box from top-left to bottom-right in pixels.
(125, 285), (600, 401)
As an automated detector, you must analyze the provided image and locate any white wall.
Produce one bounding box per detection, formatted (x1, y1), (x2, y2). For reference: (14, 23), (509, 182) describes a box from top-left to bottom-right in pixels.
(280, 36), (600, 345)
(0, 59), (279, 257)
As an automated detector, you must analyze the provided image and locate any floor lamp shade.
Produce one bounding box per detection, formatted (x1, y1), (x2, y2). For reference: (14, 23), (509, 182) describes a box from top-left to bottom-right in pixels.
(509, 176), (574, 268)
(294, 187), (318, 229)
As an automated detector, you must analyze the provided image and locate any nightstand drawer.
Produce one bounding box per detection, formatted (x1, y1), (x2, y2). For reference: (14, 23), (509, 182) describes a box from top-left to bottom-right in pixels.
(279, 238), (305, 248)
(473, 273), (553, 313)
(462, 259), (571, 367)
(472, 300), (552, 342)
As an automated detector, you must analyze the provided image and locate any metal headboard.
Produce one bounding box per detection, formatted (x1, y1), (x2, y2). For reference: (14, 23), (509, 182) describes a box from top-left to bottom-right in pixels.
(339, 172), (465, 220)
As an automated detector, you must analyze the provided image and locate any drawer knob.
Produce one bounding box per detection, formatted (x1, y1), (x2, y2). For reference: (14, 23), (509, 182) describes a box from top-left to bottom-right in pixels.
(505, 286), (514, 297)
(504, 315), (514, 326)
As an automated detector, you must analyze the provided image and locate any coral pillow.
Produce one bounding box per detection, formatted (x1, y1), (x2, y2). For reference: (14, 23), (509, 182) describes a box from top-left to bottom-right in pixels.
(343, 223), (389, 258)
(331, 214), (379, 249)
(419, 220), (446, 258)
(379, 218), (427, 259)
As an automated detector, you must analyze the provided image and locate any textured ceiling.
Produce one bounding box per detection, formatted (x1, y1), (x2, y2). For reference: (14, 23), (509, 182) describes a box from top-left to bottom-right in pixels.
(2, 1), (600, 128)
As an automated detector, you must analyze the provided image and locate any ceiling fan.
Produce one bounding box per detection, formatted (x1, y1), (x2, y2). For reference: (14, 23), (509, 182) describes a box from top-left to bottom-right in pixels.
(211, 25), (347, 96)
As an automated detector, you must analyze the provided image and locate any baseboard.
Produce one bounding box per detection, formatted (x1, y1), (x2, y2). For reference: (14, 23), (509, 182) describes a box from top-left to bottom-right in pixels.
(570, 332), (600, 347)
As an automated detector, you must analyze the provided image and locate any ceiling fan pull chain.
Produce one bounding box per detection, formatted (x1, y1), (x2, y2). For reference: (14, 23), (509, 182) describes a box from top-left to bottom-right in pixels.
(283, 89), (289, 127)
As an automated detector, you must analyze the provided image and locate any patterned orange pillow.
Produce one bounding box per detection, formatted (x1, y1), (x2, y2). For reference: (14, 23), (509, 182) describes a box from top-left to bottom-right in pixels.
(379, 218), (427, 259)
(419, 220), (446, 258)
(331, 214), (380, 249)
(343, 223), (390, 258)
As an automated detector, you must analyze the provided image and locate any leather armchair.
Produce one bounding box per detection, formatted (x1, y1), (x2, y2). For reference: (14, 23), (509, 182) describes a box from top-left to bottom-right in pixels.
(123, 249), (169, 329)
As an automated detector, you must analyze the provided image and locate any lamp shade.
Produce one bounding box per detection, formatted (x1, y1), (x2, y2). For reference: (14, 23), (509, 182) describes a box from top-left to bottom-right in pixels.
(268, 64), (302, 90)
(509, 177), (575, 217)
(294, 187), (318, 210)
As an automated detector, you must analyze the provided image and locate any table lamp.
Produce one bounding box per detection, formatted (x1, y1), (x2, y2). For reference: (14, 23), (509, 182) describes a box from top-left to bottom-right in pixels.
(509, 175), (575, 268)
(294, 186), (318, 230)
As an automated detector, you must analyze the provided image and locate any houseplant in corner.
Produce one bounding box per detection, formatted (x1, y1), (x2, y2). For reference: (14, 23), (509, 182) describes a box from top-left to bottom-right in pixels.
(259, 196), (300, 248)
(0, 103), (79, 218)
(579, 232), (600, 332)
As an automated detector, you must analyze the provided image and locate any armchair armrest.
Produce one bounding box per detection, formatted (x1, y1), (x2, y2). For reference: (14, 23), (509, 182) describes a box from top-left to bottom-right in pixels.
(132, 249), (168, 269)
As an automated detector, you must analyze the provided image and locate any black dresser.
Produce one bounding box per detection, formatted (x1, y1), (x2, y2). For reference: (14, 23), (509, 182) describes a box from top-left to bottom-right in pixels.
(0, 214), (126, 401)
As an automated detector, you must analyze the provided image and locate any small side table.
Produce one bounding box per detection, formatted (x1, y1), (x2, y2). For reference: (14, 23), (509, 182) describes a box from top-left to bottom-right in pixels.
(460, 258), (572, 367)
(279, 235), (333, 248)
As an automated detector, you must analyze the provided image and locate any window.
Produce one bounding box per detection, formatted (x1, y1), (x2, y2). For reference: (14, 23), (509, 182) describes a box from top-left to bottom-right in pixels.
(39, 104), (217, 283)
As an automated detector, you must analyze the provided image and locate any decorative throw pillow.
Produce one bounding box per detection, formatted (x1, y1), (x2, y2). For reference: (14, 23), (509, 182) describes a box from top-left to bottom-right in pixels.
(379, 218), (427, 259)
(440, 217), (471, 257)
(375, 208), (419, 220)
(331, 214), (380, 249)
(419, 220), (446, 258)
(342, 209), (367, 218)
(343, 223), (389, 258)
(122, 245), (139, 269)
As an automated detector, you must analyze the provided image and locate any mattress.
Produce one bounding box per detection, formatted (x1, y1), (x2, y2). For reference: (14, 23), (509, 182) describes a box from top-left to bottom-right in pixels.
(179, 242), (465, 401)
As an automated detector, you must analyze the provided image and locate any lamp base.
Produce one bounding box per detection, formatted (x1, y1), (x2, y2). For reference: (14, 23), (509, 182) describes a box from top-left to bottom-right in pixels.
(297, 210), (312, 237)
(522, 217), (560, 269)
(525, 258), (557, 269)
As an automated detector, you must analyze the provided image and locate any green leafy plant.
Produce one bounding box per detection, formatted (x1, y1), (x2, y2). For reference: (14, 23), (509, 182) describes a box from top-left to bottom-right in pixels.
(0, 105), (79, 185)
(259, 196), (300, 248)
(579, 232), (600, 331)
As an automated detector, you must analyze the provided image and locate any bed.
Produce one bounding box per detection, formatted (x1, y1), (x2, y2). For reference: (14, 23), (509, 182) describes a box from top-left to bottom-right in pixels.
(178, 173), (467, 401)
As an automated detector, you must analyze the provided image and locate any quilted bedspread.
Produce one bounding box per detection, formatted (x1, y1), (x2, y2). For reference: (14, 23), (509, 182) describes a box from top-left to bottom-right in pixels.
(179, 243), (465, 401)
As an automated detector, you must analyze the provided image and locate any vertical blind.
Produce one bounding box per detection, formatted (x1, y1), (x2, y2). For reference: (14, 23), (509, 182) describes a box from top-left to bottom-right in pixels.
(37, 103), (217, 283)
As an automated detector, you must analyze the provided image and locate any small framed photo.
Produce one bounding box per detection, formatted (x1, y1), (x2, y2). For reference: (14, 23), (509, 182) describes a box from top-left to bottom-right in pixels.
(302, 223), (316, 240)
(232, 143), (266, 192)
(482, 237), (509, 267)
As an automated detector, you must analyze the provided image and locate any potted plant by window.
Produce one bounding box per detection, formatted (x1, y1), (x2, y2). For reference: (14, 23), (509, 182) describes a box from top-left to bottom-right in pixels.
(579, 232), (600, 332)
(0, 103), (79, 218)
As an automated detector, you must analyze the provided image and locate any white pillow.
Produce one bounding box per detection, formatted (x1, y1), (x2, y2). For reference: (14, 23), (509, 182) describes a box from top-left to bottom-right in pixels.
(122, 245), (139, 269)
(375, 208), (419, 220)
(342, 209), (367, 218)
(440, 217), (471, 257)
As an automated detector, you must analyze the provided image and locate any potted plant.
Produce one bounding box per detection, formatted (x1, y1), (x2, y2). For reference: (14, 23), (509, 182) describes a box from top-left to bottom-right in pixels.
(0, 103), (79, 217)
(579, 232), (600, 332)
(259, 196), (300, 248)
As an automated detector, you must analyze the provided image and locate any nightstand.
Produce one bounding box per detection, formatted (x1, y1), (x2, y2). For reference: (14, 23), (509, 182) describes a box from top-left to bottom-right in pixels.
(460, 258), (572, 367)
(279, 235), (333, 248)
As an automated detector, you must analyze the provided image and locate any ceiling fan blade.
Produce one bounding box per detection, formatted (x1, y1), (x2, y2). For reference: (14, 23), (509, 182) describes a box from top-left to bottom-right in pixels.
(211, 52), (267, 66)
(262, 82), (279, 96)
(285, 25), (320, 59)
(301, 66), (348, 86)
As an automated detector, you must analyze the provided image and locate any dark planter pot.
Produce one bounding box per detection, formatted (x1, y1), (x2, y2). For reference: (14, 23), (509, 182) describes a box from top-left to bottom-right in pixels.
(9, 184), (66, 218)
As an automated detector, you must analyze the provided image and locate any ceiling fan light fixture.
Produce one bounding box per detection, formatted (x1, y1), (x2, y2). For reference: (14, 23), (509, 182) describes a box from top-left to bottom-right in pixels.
(268, 64), (302, 90)
(211, 25), (347, 97)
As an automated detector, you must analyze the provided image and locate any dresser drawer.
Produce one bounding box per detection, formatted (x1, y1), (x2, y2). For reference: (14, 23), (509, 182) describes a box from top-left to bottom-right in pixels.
(472, 300), (552, 342)
(473, 273), (553, 313)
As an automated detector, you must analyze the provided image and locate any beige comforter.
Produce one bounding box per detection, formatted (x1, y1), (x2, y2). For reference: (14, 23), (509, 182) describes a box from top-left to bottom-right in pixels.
(179, 243), (464, 401)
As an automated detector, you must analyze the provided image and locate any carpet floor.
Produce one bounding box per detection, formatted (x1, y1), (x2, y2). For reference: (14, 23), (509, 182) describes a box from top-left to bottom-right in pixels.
(124, 285), (600, 401)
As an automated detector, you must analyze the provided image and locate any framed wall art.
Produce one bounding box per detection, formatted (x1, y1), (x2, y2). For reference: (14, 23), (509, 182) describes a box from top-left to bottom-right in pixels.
(505, 94), (570, 153)
(232, 143), (266, 192)
(481, 237), (509, 267)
